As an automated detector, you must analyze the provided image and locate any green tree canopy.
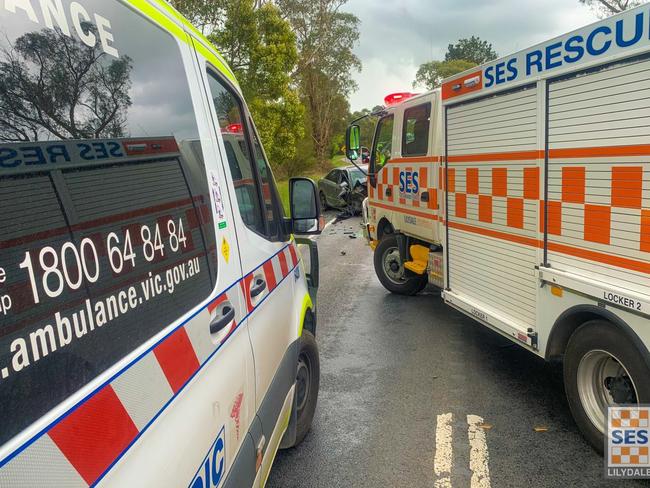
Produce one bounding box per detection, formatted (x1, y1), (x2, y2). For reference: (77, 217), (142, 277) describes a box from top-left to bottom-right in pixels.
(414, 60), (476, 90)
(445, 36), (498, 65)
(414, 36), (497, 90)
(170, 0), (304, 173)
(278, 0), (361, 166)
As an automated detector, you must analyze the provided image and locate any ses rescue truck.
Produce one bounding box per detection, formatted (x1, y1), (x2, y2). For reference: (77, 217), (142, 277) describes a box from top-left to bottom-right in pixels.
(0, 1), (323, 486)
(347, 4), (650, 452)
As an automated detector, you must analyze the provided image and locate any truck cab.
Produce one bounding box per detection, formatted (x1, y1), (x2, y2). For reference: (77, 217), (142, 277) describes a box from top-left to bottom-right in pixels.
(351, 91), (444, 295)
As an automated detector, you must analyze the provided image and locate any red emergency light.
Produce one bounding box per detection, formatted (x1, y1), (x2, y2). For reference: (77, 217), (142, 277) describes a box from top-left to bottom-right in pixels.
(222, 123), (243, 133)
(384, 92), (418, 106)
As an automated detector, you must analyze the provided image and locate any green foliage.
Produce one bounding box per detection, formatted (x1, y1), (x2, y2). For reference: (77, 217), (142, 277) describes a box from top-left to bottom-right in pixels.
(414, 36), (497, 90)
(445, 36), (498, 65)
(413, 60), (476, 90)
(170, 0), (304, 171)
(278, 0), (361, 165)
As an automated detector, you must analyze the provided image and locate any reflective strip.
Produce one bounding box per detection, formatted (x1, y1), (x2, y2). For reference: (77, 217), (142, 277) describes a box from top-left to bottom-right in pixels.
(153, 327), (201, 394)
(48, 387), (139, 485)
(0, 436), (86, 488)
(111, 353), (174, 431)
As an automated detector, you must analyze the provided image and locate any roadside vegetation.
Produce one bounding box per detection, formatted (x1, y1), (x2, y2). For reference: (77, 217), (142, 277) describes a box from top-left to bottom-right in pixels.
(167, 0), (632, 215)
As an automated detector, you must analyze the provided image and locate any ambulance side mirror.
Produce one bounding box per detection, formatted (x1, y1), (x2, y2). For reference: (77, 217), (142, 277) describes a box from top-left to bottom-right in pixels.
(346, 124), (361, 161)
(289, 177), (322, 235)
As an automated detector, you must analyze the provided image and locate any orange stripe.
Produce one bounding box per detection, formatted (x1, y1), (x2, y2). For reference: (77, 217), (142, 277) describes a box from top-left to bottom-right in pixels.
(390, 156), (441, 163)
(450, 220), (650, 276)
(447, 144), (650, 164)
(549, 144), (650, 159)
(448, 150), (543, 163)
(547, 241), (650, 275)
(370, 201), (439, 221)
(449, 221), (541, 248)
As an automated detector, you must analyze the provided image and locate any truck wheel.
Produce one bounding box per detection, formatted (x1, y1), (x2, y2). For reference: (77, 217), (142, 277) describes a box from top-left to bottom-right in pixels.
(319, 192), (328, 210)
(564, 320), (650, 454)
(374, 234), (427, 296)
(294, 330), (320, 445)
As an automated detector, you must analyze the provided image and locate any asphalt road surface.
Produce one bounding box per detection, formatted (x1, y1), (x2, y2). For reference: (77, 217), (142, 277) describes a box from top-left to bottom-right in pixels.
(268, 213), (648, 488)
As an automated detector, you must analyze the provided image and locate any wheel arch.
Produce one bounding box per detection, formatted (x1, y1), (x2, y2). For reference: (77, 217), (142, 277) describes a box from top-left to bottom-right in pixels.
(545, 304), (650, 368)
(376, 217), (394, 241)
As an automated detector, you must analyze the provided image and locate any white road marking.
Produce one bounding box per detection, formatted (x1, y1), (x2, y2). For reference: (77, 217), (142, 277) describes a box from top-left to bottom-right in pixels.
(467, 414), (492, 488)
(321, 216), (337, 232)
(434, 413), (453, 488)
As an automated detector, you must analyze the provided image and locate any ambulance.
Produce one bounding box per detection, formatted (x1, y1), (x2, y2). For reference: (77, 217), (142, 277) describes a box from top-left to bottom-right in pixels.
(347, 4), (650, 452)
(0, 1), (323, 486)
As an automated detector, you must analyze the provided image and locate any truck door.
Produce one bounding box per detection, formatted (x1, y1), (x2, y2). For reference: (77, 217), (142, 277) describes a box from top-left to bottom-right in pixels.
(203, 71), (299, 474)
(444, 85), (542, 347)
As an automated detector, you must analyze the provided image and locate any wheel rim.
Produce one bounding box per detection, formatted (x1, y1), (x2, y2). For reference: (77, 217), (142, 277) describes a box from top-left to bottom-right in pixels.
(577, 349), (639, 434)
(382, 246), (406, 285)
(296, 354), (311, 414)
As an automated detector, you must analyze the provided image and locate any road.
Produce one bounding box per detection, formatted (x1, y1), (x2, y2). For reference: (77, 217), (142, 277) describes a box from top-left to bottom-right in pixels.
(268, 213), (647, 488)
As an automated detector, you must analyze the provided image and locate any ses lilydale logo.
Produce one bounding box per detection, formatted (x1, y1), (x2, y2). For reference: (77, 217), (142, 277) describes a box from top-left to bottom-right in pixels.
(607, 406), (650, 479)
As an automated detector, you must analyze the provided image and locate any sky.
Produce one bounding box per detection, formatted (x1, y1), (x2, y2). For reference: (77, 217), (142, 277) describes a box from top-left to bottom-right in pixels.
(345, 0), (600, 111)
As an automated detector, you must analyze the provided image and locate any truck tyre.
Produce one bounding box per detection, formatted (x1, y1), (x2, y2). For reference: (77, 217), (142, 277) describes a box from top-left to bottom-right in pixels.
(294, 330), (320, 446)
(374, 234), (428, 296)
(564, 320), (650, 454)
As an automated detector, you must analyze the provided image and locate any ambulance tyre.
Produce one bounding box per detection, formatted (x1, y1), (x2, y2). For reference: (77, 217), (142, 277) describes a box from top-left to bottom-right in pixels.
(374, 234), (427, 296)
(294, 330), (320, 446)
(564, 320), (650, 454)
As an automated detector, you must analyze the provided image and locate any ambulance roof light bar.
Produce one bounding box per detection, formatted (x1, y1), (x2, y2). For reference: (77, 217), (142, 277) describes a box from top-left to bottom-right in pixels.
(384, 92), (418, 106)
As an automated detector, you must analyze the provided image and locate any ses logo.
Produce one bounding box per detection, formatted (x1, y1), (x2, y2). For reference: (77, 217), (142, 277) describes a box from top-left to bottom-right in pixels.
(607, 406), (650, 479)
(399, 170), (419, 198)
(190, 427), (226, 488)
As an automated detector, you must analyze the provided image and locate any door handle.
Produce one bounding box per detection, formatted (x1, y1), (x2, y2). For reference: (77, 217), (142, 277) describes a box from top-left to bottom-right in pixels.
(421, 192), (429, 202)
(210, 303), (235, 334)
(250, 277), (267, 298)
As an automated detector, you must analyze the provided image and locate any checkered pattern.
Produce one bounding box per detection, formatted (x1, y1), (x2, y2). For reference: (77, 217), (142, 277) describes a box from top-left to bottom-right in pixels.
(447, 164), (540, 237)
(611, 446), (650, 465)
(611, 408), (650, 429)
(0, 243), (300, 487)
(446, 162), (650, 255)
(371, 160), (442, 219)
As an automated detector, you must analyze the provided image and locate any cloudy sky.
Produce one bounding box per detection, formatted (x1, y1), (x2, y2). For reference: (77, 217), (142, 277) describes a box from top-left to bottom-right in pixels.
(345, 0), (600, 111)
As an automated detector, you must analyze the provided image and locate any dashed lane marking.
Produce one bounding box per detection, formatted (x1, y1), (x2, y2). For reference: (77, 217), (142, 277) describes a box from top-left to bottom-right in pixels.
(434, 413), (453, 488)
(467, 414), (492, 488)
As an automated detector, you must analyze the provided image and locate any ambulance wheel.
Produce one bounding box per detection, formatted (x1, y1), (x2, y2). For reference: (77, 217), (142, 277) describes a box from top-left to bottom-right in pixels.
(374, 234), (427, 296)
(319, 192), (329, 210)
(564, 320), (650, 454)
(294, 330), (320, 445)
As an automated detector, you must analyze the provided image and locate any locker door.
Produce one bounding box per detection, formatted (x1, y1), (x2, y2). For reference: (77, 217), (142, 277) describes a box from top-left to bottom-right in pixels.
(445, 85), (542, 342)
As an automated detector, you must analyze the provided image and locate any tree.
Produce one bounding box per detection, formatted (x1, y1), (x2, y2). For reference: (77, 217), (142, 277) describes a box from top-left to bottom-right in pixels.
(413, 36), (497, 90)
(414, 60), (476, 90)
(445, 36), (498, 65)
(579, 0), (642, 16)
(278, 0), (361, 166)
(0, 26), (132, 142)
(170, 0), (304, 173)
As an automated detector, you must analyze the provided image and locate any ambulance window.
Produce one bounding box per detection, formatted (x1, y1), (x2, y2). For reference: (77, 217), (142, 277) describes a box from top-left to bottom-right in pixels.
(206, 72), (265, 235)
(402, 103), (431, 157)
(0, 0), (217, 446)
(373, 115), (394, 172)
(250, 126), (284, 239)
